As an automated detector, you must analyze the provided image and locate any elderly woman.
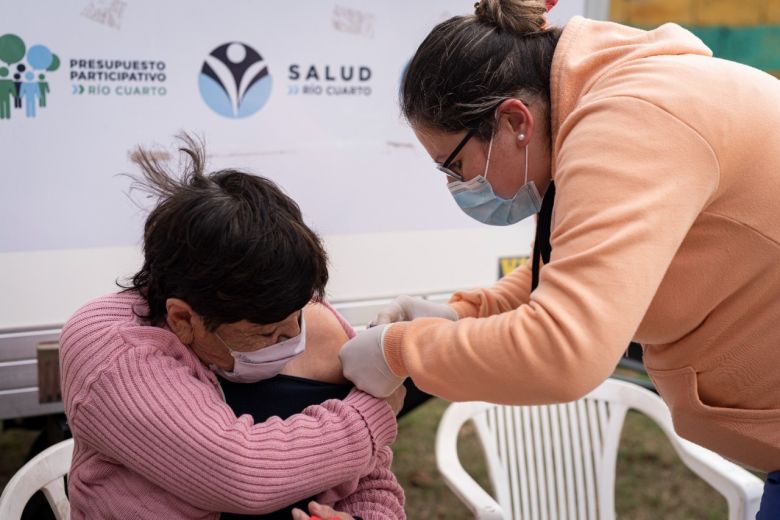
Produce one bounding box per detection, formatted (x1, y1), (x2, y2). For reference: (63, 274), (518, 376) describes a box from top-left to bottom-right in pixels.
(59, 136), (405, 519)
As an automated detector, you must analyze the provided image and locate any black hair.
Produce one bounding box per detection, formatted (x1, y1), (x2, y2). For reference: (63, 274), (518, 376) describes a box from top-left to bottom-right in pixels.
(121, 134), (328, 330)
(401, 0), (562, 140)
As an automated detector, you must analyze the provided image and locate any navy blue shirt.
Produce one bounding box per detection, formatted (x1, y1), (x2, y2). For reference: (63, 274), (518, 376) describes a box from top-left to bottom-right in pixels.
(218, 373), (353, 520)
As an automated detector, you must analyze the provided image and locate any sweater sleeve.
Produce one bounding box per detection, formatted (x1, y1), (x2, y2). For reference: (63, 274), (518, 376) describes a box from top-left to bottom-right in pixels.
(449, 259), (534, 319)
(383, 97), (719, 404)
(335, 447), (406, 520)
(68, 342), (397, 514)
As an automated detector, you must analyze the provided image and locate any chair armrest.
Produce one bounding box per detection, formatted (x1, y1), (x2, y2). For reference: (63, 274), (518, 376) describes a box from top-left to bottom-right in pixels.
(590, 379), (765, 520)
(670, 436), (763, 520)
(436, 403), (505, 519)
(437, 454), (504, 519)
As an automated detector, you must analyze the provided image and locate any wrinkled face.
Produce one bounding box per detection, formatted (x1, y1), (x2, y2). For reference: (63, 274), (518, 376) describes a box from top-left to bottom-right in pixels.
(199, 311), (304, 371)
(165, 297), (303, 370)
(213, 311), (303, 353)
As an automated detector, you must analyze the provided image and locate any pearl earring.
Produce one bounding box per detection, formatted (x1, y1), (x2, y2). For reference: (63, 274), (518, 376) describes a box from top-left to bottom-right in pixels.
(518, 133), (525, 141)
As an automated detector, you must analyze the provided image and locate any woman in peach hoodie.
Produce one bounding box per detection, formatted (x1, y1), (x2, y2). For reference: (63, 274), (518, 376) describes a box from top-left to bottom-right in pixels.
(339, 0), (780, 515)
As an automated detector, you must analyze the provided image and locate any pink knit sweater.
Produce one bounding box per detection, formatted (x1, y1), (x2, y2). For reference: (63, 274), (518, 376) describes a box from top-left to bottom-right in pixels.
(60, 292), (404, 519)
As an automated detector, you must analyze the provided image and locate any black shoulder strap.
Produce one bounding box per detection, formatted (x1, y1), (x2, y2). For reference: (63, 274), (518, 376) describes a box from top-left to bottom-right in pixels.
(531, 182), (555, 291)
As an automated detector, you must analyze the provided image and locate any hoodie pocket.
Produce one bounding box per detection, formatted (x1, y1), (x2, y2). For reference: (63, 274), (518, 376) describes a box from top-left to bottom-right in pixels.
(647, 365), (780, 473)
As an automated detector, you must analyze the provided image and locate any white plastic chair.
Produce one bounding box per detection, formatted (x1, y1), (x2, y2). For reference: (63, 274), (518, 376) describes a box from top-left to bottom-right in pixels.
(436, 378), (764, 520)
(0, 438), (73, 520)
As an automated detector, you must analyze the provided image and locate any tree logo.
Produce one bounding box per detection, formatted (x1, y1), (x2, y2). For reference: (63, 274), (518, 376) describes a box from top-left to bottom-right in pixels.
(198, 42), (272, 118)
(0, 34), (60, 120)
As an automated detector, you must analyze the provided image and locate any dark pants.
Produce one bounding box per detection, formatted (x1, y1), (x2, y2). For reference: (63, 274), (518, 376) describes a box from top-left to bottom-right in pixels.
(757, 471), (780, 519)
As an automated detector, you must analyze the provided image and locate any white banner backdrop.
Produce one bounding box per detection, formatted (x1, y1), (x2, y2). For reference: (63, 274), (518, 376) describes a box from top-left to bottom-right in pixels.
(0, 0), (590, 328)
(0, 0), (477, 252)
(1, 0), (588, 253)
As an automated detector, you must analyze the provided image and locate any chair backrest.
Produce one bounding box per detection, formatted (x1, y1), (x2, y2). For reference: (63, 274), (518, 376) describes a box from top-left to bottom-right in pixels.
(0, 438), (73, 520)
(470, 382), (630, 520)
(436, 378), (763, 520)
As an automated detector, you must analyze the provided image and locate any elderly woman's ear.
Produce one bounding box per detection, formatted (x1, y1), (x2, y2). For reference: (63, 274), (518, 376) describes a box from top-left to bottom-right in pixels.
(165, 298), (197, 345)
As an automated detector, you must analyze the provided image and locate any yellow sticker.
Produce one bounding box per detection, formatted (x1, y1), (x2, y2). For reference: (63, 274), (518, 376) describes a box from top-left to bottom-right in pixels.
(498, 256), (529, 279)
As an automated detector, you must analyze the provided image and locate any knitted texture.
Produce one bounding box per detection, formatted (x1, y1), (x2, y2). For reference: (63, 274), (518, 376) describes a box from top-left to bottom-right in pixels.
(60, 292), (403, 518)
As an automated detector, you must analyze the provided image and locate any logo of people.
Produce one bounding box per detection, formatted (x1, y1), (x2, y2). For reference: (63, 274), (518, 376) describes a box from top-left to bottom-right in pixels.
(0, 34), (60, 120)
(198, 42), (272, 118)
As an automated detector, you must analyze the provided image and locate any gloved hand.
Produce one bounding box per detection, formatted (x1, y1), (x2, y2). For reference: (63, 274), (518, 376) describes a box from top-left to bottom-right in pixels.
(339, 324), (405, 398)
(369, 295), (458, 328)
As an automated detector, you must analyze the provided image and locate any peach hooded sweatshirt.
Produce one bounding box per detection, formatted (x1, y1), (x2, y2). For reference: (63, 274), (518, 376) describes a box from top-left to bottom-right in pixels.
(383, 16), (780, 472)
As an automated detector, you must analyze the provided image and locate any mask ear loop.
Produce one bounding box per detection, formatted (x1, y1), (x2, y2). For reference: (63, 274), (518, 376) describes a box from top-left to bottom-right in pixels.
(488, 108), (530, 186)
(484, 106), (506, 182)
(524, 141), (530, 186)
(483, 134), (495, 181)
(214, 331), (235, 354)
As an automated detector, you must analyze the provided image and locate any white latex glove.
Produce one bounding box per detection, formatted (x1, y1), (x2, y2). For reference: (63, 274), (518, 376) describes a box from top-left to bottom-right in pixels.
(339, 324), (405, 398)
(369, 295), (458, 327)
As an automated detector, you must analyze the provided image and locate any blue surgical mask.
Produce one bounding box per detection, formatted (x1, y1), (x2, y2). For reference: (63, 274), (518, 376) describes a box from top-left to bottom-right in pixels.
(447, 133), (542, 226)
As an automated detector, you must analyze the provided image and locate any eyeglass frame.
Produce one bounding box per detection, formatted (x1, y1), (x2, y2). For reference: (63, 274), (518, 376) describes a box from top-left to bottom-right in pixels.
(435, 127), (478, 182)
(433, 98), (532, 182)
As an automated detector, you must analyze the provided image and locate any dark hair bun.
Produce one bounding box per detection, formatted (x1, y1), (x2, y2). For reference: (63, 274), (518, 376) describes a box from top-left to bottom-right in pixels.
(474, 0), (547, 33)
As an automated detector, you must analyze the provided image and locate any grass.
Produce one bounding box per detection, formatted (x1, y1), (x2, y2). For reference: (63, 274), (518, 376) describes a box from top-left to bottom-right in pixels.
(0, 425), (40, 491)
(393, 398), (491, 518)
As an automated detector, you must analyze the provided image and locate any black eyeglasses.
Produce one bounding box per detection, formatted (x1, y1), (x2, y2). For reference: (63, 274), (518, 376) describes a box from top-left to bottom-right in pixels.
(435, 128), (477, 182)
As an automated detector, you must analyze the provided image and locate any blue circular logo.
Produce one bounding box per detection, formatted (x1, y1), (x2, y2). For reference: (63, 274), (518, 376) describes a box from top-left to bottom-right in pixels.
(198, 42), (272, 118)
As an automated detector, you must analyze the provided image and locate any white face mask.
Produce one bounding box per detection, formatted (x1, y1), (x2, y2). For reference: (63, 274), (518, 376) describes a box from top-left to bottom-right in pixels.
(213, 315), (306, 383)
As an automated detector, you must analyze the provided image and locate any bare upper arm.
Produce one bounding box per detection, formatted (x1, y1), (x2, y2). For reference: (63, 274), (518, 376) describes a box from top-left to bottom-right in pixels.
(279, 302), (349, 384)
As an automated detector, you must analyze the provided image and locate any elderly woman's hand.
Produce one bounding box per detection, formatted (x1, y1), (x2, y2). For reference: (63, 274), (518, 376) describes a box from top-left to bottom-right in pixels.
(291, 500), (353, 519)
